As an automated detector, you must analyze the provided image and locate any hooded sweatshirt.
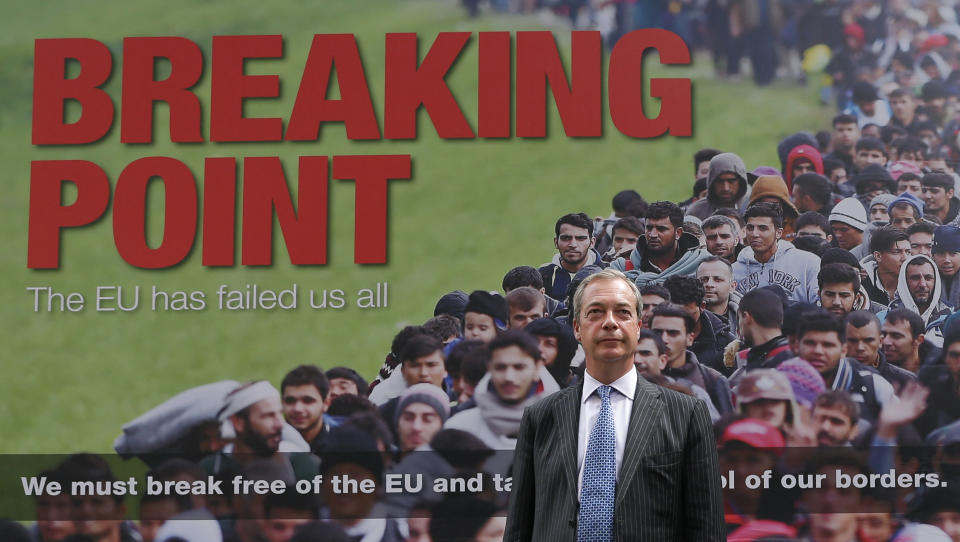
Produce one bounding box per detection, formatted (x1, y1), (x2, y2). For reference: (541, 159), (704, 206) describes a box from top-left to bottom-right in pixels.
(733, 240), (821, 303)
(444, 365), (560, 451)
(685, 153), (752, 220)
(748, 176), (800, 241)
(538, 247), (604, 301)
(610, 231), (710, 287)
(883, 255), (953, 347)
(784, 144), (824, 192)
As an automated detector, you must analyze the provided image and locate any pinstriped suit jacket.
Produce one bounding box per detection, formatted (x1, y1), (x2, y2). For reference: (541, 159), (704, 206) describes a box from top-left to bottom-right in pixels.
(504, 370), (724, 541)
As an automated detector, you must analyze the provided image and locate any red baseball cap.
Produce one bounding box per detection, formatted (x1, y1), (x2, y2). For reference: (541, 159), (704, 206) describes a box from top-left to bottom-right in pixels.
(720, 419), (785, 450)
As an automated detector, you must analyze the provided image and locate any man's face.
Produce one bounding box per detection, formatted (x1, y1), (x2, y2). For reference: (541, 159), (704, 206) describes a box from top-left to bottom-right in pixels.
(645, 217), (679, 256)
(73, 495), (125, 540)
(890, 206), (917, 231)
(910, 231), (934, 257)
(611, 227), (639, 255)
(633, 337), (666, 376)
(698, 260), (734, 308)
(574, 278), (641, 368)
(835, 122), (860, 150)
(804, 466), (861, 542)
(906, 261), (936, 306)
(858, 508), (896, 542)
(869, 204), (889, 223)
(927, 97), (947, 116)
(798, 331), (844, 375)
(489, 345), (541, 403)
(712, 172), (741, 204)
(721, 446), (778, 502)
(855, 148), (887, 170)
(742, 398), (788, 428)
(650, 316), (693, 366)
(845, 321), (881, 365)
(554, 223), (592, 267)
(935, 250), (960, 277)
(261, 513), (312, 542)
(326, 378), (359, 406)
(830, 222), (863, 250)
(919, 129), (940, 151)
(813, 405), (857, 446)
(890, 94), (916, 121)
(401, 350), (446, 387)
(407, 515), (431, 542)
(923, 185), (953, 213)
(282, 384), (326, 436)
(464, 312), (497, 343)
(945, 342), (960, 375)
(829, 167), (848, 186)
(929, 510), (960, 542)
(323, 464), (378, 520)
(792, 158), (816, 179)
(234, 397), (285, 455)
(397, 402), (443, 452)
(876, 240), (911, 275)
(798, 224), (830, 240)
(898, 178), (922, 198)
(820, 282), (857, 318)
(140, 498), (179, 542)
(703, 225), (737, 258)
(640, 294), (666, 328)
(535, 335), (559, 366)
(881, 319), (920, 364)
(508, 302), (545, 330)
(744, 217), (780, 255)
(37, 494), (76, 542)
(696, 160), (711, 180)
(858, 100), (877, 116)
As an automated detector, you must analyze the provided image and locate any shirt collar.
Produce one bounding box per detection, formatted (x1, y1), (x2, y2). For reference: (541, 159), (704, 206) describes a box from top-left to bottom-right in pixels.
(582, 367), (637, 403)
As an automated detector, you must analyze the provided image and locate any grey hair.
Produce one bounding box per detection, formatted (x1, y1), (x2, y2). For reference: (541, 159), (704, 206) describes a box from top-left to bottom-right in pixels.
(702, 214), (739, 235)
(572, 268), (643, 322)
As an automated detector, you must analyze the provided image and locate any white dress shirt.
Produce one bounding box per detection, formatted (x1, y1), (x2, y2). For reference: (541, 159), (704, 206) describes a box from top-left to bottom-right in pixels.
(577, 368), (637, 496)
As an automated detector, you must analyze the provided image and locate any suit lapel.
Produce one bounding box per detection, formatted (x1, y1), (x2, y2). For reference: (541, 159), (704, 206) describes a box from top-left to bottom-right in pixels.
(559, 381), (583, 497)
(615, 372), (663, 507)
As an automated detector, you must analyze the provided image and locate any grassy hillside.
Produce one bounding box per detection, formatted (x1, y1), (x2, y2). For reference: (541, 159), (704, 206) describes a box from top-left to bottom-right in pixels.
(1, 0), (831, 452)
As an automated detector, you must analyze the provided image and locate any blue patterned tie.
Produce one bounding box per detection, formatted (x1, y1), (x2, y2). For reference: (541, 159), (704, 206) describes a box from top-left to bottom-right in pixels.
(578, 385), (616, 542)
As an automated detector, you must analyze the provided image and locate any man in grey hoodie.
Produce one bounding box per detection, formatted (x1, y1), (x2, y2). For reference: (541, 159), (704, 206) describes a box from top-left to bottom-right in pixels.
(685, 152), (752, 220)
(732, 202), (821, 303)
(883, 254), (953, 349)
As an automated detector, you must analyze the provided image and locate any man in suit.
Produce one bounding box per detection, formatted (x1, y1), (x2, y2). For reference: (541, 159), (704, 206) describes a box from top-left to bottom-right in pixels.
(504, 268), (724, 541)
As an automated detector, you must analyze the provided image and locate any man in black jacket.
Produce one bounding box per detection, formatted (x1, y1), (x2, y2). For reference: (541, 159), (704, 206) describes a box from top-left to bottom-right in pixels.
(844, 311), (916, 395)
(728, 288), (793, 386)
(663, 275), (735, 374)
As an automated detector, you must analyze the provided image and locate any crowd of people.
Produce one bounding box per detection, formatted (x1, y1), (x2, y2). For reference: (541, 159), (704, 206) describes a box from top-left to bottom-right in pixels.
(17, 125), (960, 542)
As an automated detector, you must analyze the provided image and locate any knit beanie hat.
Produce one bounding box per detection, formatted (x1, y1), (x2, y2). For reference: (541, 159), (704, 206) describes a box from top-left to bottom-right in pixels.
(852, 164), (896, 195)
(395, 383), (451, 429)
(887, 192), (924, 218)
(776, 357), (826, 409)
(870, 193), (897, 212)
(821, 247), (862, 270)
(829, 197), (868, 231)
(933, 225), (960, 254)
(320, 424), (384, 478)
(888, 160), (922, 181)
(434, 290), (469, 321)
(465, 290), (508, 329)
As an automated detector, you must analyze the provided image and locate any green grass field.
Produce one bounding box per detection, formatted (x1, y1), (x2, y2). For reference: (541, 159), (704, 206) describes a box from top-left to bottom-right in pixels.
(1, 0), (832, 452)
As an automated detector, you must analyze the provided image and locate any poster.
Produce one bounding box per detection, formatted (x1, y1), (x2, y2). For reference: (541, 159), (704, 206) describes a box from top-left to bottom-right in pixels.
(10, 0), (928, 541)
